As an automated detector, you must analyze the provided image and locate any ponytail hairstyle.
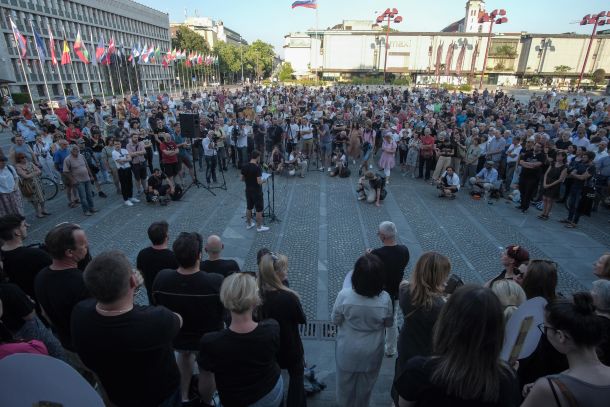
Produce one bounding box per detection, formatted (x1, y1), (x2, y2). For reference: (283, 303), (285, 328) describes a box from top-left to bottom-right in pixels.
(545, 292), (604, 348)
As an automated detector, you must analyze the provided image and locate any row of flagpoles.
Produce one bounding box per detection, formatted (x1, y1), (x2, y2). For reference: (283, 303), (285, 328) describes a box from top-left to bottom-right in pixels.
(8, 15), (221, 115)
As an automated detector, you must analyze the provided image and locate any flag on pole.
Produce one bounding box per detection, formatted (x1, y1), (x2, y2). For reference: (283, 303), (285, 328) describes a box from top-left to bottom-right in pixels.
(130, 43), (140, 65)
(105, 37), (116, 64)
(140, 44), (150, 63)
(291, 0), (317, 9)
(445, 43), (454, 77)
(73, 30), (90, 64)
(32, 28), (47, 59)
(434, 43), (443, 77)
(470, 40), (480, 74)
(455, 43), (466, 77)
(48, 27), (58, 65)
(9, 17), (27, 58)
(95, 35), (106, 64)
(61, 39), (71, 65)
(162, 55), (168, 68)
(90, 31), (98, 66)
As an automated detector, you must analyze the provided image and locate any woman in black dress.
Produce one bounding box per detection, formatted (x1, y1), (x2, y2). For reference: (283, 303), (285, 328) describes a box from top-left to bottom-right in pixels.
(539, 151), (567, 220)
(257, 253), (307, 407)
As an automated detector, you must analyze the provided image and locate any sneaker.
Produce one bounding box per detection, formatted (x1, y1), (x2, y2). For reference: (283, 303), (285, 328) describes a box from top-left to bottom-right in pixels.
(246, 222), (255, 230)
(98, 191), (107, 198)
(369, 164), (373, 169)
(319, 167), (324, 171)
(130, 197), (140, 203)
(257, 225), (270, 232)
(327, 167), (332, 172)
(384, 351), (397, 358)
(124, 200), (134, 206)
(358, 196), (365, 201)
(84, 211), (93, 216)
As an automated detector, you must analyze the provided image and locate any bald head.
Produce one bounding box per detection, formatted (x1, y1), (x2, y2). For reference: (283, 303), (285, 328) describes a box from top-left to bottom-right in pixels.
(206, 235), (223, 255)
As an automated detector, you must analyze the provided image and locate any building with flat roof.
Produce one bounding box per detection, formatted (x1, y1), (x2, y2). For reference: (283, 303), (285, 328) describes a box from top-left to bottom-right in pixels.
(0, 0), (172, 100)
(284, 2), (610, 87)
(170, 17), (247, 50)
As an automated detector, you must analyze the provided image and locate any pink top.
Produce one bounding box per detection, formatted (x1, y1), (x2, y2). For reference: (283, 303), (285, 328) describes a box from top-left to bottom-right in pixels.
(0, 340), (48, 360)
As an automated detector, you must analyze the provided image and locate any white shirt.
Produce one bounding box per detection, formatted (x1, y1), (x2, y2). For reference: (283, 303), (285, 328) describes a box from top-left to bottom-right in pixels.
(299, 125), (312, 140)
(506, 144), (522, 164)
(203, 137), (217, 156)
(112, 148), (131, 169)
(0, 166), (17, 193)
(441, 171), (460, 190)
(236, 128), (248, 148)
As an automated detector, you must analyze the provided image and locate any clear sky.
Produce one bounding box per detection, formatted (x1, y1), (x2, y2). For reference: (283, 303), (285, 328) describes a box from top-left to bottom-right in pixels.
(140, 0), (610, 55)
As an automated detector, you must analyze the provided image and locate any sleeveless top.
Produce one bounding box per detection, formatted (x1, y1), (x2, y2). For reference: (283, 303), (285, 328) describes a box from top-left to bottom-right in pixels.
(546, 164), (566, 184)
(547, 373), (610, 407)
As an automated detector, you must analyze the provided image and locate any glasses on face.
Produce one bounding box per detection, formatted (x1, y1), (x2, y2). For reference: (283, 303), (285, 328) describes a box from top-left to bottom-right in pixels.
(537, 323), (558, 336)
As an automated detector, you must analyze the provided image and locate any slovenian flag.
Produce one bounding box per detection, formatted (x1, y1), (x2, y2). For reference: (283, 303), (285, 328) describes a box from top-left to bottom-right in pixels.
(292, 0), (317, 9)
(95, 35), (106, 64)
(9, 17), (27, 58)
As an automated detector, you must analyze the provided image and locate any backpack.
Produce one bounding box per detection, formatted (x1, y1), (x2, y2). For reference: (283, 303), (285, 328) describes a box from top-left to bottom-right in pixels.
(171, 184), (184, 201)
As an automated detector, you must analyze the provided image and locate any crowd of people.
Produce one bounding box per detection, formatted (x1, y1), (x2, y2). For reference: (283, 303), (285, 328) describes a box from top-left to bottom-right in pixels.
(0, 84), (609, 407)
(0, 214), (608, 407)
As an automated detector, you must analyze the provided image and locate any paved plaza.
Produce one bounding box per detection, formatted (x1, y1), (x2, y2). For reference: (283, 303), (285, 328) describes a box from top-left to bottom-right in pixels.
(8, 136), (609, 405)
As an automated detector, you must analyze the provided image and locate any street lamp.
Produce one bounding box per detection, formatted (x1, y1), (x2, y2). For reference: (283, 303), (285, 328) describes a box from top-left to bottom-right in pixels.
(478, 8), (508, 89)
(577, 11), (609, 90)
(376, 8), (403, 83)
(239, 34), (244, 84)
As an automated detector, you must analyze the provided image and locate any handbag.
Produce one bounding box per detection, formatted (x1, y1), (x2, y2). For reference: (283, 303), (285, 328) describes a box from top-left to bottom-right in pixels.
(19, 178), (35, 198)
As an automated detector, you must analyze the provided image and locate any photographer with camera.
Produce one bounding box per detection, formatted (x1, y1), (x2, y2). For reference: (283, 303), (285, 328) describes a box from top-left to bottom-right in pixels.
(285, 146), (308, 178)
(436, 166), (460, 199)
(202, 130), (218, 185)
(357, 171), (385, 207)
(146, 168), (175, 205)
(235, 120), (249, 169)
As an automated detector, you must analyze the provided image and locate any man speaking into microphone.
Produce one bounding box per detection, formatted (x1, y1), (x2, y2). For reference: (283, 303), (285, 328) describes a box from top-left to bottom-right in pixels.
(241, 150), (269, 232)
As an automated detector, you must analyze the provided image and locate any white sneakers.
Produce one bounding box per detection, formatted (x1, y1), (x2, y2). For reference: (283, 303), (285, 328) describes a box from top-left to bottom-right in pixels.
(124, 197), (140, 206)
(246, 222), (269, 232)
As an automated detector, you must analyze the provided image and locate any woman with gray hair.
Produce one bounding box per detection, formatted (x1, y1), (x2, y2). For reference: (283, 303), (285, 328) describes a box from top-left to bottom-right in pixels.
(591, 279), (610, 365)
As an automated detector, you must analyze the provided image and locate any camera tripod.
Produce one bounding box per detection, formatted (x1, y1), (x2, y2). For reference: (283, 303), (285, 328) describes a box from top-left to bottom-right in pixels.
(185, 139), (215, 196)
(208, 147), (227, 192)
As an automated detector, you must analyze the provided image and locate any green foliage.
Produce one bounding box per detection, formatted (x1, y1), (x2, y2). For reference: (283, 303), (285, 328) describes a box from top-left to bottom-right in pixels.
(171, 25), (210, 54)
(392, 77), (411, 86)
(592, 68), (606, 85)
(214, 42), (243, 76)
(492, 44), (518, 59)
(11, 93), (31, 104)
(278, 62), (295, 81)
(244, 40), (275, 80)
(554, 65), (571, 74)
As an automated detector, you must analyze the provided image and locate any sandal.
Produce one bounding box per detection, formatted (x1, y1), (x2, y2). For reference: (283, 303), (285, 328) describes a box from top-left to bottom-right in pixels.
(537, 214), (549, 220)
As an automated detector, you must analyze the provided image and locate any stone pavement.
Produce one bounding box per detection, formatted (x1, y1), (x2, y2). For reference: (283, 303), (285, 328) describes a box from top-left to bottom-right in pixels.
(3, 128), (609, 406)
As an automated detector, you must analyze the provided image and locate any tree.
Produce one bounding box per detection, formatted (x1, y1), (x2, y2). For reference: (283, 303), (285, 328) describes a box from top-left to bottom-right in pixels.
(244, 40), (275, 82)
(214, 42), (243, 82)
(171, 26), (210, 54)
(278, 62), (295, 81)
(592, 68), (606, 86)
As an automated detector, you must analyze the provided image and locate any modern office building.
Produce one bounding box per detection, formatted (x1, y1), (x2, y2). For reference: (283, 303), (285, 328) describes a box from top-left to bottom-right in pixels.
(170, 17), (247, 50)
(0, 0), (172, 100)
(284, 1), (610, 87)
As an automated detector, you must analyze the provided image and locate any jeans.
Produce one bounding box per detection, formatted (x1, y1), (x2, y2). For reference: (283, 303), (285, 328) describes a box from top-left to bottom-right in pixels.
(238, 147), (248, 168)
(75, 181), (95, 213)
(205, 155), (217, 184)
(93, 151), (110, 182)
(505, 162), (517, 190)
(248, 376), (283, 407)
(567, 185), (583, 224)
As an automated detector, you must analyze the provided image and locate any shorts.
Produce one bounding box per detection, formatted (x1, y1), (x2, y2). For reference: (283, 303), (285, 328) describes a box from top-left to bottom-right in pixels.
(177, 154), (193, 169)
(321, 142), (332, 155)
(131, 163), (147, 180)
(302, 138), (313, 149)
(246, 188), (264, 212)
(163, 162), (180, 177)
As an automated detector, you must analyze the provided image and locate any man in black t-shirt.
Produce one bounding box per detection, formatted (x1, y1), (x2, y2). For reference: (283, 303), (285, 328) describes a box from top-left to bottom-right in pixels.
(0, 214), (51, 300)
(201, 235), (240, 278)
(152, 232), (224, 405)
(369, 221), (410, 357)
(241, 150), (269, 232)
(146, 168), (175, 204)
(561, 151), (596, 228)
(136, 221), (179, 303)
(517, 142), (546, 212)
(34, 223), (91, 352)
(72, 251), (182, 407)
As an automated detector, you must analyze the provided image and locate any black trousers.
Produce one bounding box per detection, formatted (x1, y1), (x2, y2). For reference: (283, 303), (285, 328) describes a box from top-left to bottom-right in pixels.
(519, 175), (539, 210)
(418, 156), (434, 179)
(286, 360), (307, 407)
(118, 167), (133, 201)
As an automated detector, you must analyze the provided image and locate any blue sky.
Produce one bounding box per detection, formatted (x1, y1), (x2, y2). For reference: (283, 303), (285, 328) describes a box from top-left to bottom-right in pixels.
(141, 0), (610, 55)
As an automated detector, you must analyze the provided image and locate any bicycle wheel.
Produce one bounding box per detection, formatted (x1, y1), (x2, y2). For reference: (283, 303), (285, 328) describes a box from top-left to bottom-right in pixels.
(40, 177), (58, 201)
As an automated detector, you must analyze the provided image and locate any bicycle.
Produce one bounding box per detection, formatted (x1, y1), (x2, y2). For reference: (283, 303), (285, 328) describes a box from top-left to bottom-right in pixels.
(40, 176), (59, 201)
